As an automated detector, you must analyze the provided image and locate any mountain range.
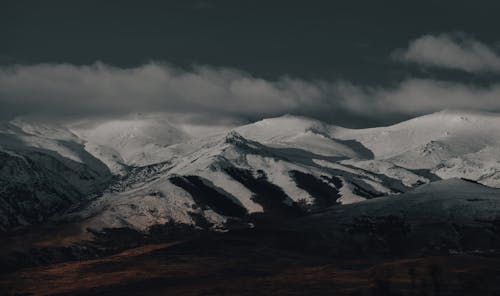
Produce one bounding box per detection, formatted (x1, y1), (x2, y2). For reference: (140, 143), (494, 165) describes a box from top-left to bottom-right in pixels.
(2, 110), (500, 236)
(3, 110), (500, 295)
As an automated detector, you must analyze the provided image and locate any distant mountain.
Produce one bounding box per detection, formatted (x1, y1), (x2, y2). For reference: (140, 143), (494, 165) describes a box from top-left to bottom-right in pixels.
(70, 116), (191, 173)
(334, 110), (500, 187)
(2, 110), (500, 233)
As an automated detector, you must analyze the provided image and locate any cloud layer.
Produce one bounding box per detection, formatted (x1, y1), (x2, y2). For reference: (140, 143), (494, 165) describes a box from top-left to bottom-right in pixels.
(394, 34), (500, 73)
(2, 62), (500, 127)
(0, 63), (330, 124)
(338, 79), (500, 115)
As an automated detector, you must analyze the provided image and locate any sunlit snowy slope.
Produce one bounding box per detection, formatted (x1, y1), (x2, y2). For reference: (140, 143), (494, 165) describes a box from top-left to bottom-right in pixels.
(3, 110), (500, 232)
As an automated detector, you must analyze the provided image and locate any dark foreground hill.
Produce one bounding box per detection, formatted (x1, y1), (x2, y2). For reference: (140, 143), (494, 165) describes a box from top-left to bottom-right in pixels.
(2, 179), (500, 295)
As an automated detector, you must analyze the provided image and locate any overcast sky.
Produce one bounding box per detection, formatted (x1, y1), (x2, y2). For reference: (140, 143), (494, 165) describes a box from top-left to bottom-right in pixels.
(2, 0), (500, 128)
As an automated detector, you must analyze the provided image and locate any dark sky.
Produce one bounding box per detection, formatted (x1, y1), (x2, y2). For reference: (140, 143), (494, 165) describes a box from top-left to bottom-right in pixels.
(2, 1), (500, 127)
(3, 0), (499, 82)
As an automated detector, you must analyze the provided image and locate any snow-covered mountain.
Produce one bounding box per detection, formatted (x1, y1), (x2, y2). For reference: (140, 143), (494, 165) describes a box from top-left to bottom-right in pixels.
(69, 115), (192, 174)
(0, 120), (112, 231)
(334, 110), (500, 187)
(3, 110), (500, 233)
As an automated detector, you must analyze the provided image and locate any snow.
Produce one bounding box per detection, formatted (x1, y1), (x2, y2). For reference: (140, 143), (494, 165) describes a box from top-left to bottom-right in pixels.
(6, 110), (500, 232)
(0, 121), (85, 164)
(196, 169), (263, 213)
(0, 120), (111, 180)
(0, 121), (113, 231)
(236, 115), (367, 159)
(333, 110), (500, 160)
(245, 154), (314, 204)
(432, 146), (500, 187)
(76, 179), (198, 231)
(70, 115), (191, 167)
(332, 110), (500, 186)
(336, 180), (367, 204)
(342, 159), (429, 187)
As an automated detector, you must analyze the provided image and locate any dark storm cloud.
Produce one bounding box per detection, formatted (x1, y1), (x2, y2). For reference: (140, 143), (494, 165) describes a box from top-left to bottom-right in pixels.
(2, 62), (500, 127)
(394, 34), (500, 73)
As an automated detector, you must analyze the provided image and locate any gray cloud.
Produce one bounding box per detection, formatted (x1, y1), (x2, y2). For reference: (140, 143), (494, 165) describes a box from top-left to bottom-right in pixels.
(337, 79), (500, 116)
(0, 62), (331, 123)
(393, 34), (500, 73)
(2, 62), (500, 127)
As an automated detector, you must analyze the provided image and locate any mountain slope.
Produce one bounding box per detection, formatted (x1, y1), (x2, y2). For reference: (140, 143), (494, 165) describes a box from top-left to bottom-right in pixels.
(4, 111), (500, 233)
(288, 178), (500, 255)
(69, 115), (192, 174)
(73, 129), (400, 232)
(335, 110), (500, 186)
(0, 121), (112, 232)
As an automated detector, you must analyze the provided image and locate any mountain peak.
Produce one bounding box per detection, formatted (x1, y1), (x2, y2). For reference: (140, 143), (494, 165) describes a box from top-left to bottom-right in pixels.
(224, 130), (247, 144)
(411, 109), (499, 124)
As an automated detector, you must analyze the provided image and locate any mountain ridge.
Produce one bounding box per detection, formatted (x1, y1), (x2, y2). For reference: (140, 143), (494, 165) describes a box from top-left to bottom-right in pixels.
(2, 110), (500, 233)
